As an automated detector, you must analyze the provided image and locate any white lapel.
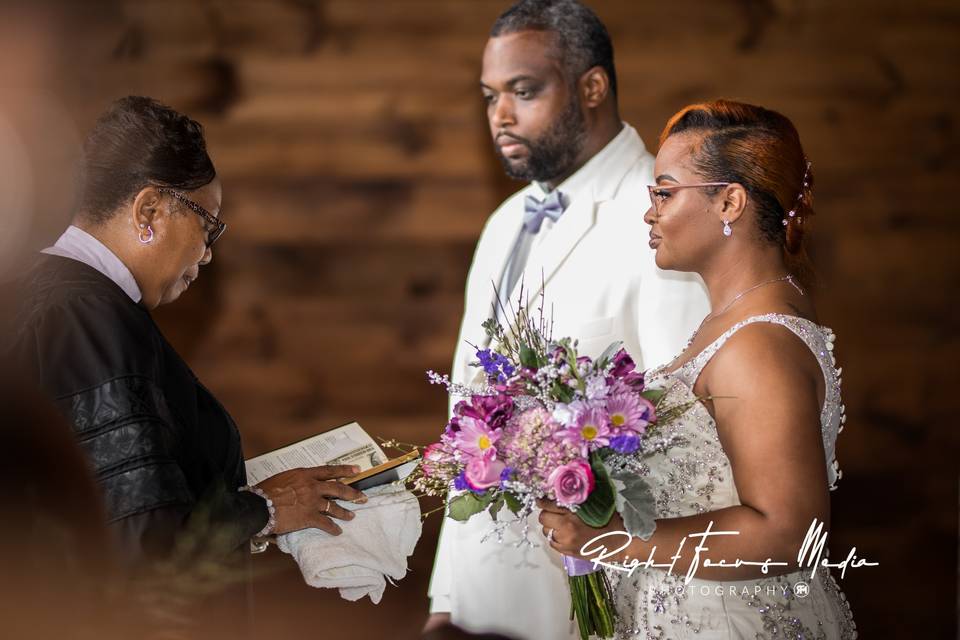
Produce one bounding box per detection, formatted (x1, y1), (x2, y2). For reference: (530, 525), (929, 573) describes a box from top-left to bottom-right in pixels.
(506, 123), (647, 306)
(468, 194), (528, 349)
(512, 193), (596, 305)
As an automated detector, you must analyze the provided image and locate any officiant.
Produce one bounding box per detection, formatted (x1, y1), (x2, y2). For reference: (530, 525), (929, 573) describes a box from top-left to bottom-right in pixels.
(6, 96), (366, 567)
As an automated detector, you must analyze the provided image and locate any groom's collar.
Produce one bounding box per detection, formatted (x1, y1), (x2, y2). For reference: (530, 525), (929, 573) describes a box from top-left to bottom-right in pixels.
(530, 122), (646, 203)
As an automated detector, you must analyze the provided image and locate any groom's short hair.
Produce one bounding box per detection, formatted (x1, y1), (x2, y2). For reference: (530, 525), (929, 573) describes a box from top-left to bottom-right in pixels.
(491, 0), (618, 98)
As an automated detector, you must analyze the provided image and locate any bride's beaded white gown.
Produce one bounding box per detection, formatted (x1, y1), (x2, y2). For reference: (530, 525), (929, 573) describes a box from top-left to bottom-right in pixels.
(610, 314), (857, 639)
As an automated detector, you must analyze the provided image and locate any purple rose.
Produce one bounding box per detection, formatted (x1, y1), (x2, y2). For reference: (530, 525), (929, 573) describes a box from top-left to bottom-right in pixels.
(621, 371), (646, 390)
(547, 460), (595, 507)
(450, 394), (515, 433)
(464, 456), (506, 491)
(610, 349), (636, 377)
(610, 349), (645, 390)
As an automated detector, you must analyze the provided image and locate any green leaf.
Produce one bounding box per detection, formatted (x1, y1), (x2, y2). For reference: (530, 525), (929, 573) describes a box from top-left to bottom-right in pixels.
(611, 474), (658, 541)
(595, 447), (614, 463)
(576, 451), (616, 528)
(552, 381), (575, 404)
(519, 344), (540, 369)
(641, 388), (666, 406)
(481, 317), (500, 338)
(488, 495), (505, 521)
(503, 491), (523, 516)
(564, 343), (579, 368)
(447, 491), (495, 522)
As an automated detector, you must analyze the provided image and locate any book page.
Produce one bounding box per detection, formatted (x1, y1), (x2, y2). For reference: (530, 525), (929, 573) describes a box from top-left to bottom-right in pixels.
(244, 421), (387, 485)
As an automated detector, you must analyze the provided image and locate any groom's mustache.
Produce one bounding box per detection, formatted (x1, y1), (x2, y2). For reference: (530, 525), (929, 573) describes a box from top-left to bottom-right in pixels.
(495, 132), (531, 147)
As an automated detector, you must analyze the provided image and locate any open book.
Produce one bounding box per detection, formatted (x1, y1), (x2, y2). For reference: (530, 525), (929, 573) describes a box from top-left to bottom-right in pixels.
(245, 421), (419, 491)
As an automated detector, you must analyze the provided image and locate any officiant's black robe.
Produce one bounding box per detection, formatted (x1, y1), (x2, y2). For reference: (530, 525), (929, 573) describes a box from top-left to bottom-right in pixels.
(7, 254), (268, 566)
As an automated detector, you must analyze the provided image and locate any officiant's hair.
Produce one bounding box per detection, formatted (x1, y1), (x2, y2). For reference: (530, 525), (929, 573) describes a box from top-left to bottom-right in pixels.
(660, 100), (814, 259)
(76, 96), (216, 224)
(491, 0), (617, 98)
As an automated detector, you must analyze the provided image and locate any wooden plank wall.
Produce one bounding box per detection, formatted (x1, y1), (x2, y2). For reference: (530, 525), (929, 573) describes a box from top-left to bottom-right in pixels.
(2, 1), (956, 637)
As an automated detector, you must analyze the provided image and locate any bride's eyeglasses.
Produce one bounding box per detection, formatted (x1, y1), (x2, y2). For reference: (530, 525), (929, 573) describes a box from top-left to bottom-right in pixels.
(157, 187), (226, 248)
(647, 183), (731, 215)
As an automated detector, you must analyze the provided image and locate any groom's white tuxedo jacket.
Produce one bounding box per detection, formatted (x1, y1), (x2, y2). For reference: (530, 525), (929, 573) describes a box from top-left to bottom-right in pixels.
(429, 124), (709, 639)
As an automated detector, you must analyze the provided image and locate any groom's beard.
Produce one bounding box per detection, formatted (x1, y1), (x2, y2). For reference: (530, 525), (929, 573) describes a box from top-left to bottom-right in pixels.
(495, 98), (587, 184)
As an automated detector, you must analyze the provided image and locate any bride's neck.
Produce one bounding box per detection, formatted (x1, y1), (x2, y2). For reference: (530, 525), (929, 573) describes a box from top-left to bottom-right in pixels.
(699, 246), (789, 316)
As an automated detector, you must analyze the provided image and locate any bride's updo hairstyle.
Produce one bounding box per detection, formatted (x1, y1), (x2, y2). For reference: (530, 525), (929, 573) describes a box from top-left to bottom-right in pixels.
(660, 99), (814, 275)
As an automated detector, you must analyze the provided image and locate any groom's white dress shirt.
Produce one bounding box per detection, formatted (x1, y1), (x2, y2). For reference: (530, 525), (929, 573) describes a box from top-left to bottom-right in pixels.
(428, 123), (710, 639)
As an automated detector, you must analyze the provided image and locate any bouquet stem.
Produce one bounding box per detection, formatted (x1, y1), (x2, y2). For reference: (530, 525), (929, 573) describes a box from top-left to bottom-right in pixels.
(565, 556), (616, 639)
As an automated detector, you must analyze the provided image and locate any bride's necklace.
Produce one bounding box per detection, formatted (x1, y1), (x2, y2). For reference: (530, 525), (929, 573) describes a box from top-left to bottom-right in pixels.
(707, 274), (803, 322)
(684, 274), (804, 349)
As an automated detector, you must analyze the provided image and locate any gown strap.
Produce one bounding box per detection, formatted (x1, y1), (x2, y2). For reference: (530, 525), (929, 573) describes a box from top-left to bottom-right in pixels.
(675, 313), (830, 391)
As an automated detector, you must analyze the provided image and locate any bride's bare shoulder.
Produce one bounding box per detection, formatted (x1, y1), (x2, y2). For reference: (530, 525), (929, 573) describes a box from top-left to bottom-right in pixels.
(701, 318), (823, 394)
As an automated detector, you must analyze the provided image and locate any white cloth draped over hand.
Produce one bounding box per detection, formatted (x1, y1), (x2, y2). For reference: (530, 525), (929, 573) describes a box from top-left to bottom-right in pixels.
(277, 483), (421, 603)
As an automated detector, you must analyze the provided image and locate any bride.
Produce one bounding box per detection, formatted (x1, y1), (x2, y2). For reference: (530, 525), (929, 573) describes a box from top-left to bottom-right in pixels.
(537, 99), (857, 638)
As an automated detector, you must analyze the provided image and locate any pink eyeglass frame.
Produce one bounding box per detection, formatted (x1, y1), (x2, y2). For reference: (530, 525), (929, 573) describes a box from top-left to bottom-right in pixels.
(647, 182), (731, 214)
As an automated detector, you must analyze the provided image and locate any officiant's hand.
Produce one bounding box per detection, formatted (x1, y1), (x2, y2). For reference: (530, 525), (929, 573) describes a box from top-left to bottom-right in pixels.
(537, 498), (624, 561)
(257, 466), (368, 535)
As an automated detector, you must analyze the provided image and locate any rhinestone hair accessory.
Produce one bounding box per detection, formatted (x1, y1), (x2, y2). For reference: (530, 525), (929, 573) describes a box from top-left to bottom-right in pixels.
(782, 160), (812, 226)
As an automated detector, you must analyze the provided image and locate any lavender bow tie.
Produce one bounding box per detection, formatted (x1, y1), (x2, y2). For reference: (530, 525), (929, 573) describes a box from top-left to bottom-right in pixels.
(523, 190), (567, 234)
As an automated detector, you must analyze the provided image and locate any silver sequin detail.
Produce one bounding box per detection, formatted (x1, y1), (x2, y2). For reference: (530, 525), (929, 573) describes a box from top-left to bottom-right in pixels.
(608, 314), (854, 639)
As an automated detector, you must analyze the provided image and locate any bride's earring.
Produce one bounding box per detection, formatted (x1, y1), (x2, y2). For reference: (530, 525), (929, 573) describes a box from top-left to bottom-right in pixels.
(722, 219), (732, 237)
(138, 223), (154, 244)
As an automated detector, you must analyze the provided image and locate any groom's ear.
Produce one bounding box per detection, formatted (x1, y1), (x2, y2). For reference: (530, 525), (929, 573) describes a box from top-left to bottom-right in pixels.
(579, 66), (610, 109)
(719, 183), (748, 223)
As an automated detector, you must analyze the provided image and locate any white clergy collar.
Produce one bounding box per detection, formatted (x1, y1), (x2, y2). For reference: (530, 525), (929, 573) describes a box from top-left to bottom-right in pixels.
(42, 225), (143, 303)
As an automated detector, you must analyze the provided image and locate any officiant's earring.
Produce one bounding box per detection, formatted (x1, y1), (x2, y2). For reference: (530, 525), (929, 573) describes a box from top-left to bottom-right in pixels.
(722, 219), (732, 237)
(138, 223), (154, 244)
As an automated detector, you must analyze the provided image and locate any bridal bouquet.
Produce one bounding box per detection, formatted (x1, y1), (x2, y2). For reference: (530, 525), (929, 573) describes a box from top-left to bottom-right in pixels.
(410, 295), (682, 640)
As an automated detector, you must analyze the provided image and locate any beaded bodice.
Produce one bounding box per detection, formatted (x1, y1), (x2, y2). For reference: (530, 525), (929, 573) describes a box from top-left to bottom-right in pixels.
(609, 314), (857, 639)
(642, 313), (845, 519)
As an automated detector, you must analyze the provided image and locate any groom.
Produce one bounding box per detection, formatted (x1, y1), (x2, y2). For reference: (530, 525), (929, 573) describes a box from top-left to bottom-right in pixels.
(426, 1), (709, 638)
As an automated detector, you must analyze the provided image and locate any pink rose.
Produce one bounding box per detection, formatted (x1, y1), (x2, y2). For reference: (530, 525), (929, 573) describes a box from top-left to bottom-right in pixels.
(547, 460), (595, 507)
(464, 456), (506, 491)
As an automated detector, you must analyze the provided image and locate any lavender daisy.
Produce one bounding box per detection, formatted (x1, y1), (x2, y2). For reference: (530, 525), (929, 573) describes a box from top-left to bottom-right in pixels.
(556, 407), (612, 456)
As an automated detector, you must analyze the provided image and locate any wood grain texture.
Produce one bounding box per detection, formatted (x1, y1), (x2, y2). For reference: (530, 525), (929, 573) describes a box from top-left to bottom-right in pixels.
(5, 0), (956, 636)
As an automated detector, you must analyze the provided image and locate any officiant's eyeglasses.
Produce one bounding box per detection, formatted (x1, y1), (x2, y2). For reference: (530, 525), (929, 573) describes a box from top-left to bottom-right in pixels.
(647, 183), (731, 215)
(157, 187), (226, 248)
